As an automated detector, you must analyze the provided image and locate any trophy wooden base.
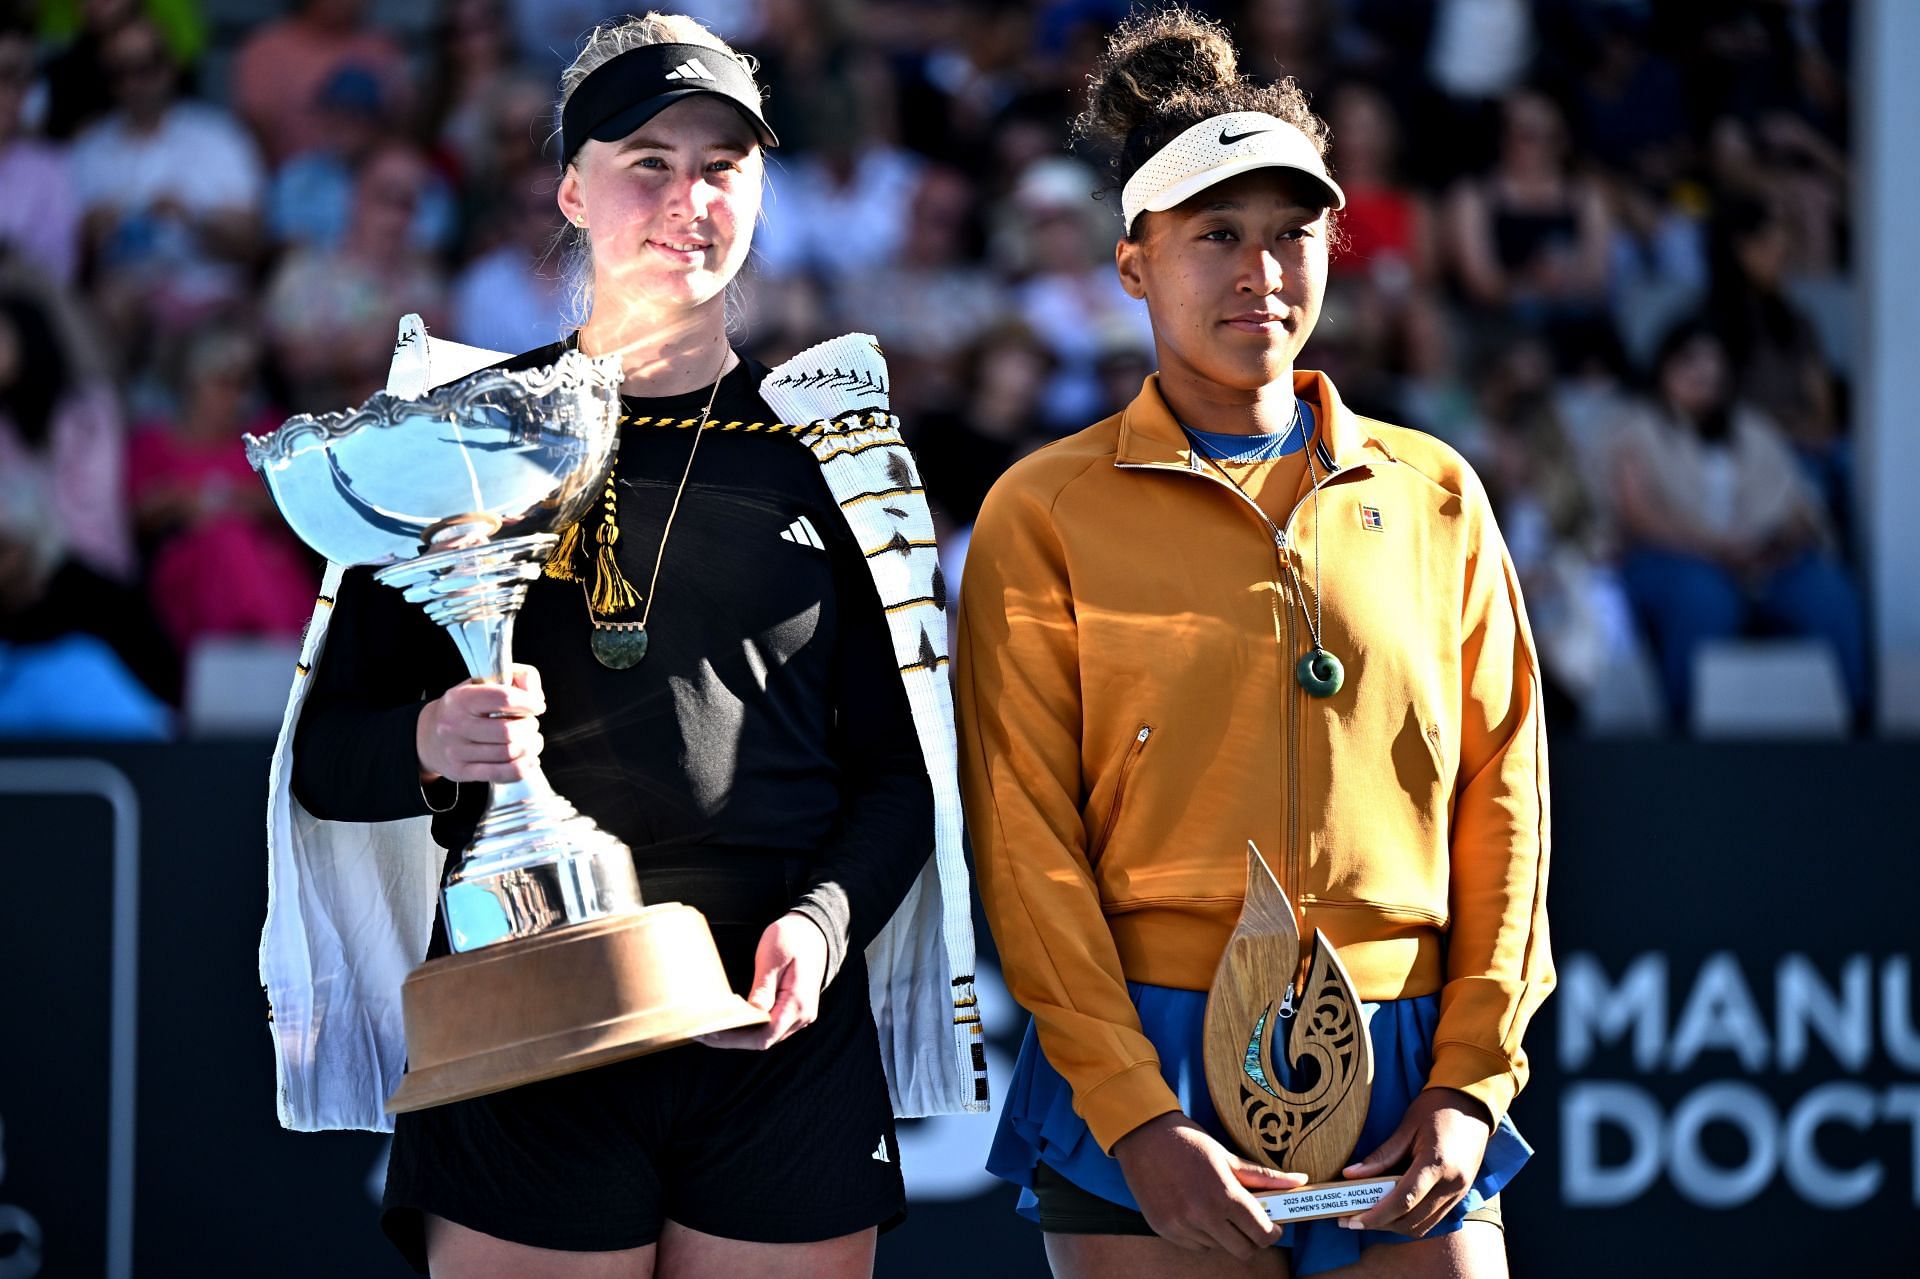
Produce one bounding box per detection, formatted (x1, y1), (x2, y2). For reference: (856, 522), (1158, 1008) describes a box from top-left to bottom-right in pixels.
(385, 903), (766, 1114)
(1256, 1176), (1398, 1224)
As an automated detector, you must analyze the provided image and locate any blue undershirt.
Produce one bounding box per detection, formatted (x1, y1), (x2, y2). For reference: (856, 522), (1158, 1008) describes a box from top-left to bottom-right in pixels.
(1183, 398), (1317, 462)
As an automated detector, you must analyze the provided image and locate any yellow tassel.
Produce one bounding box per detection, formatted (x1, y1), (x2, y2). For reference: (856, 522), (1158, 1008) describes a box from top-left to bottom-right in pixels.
(589, 525), (641, 615)
(543, 519), (584, 581)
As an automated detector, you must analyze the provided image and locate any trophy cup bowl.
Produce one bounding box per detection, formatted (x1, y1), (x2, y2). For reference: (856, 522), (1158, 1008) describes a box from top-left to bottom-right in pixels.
(245, 350), (765, 1113)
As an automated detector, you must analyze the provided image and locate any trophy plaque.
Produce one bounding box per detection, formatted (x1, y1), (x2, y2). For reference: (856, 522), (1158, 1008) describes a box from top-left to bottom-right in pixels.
(1203, 842), (1395, 1224)
(245, 351), (765, 1113)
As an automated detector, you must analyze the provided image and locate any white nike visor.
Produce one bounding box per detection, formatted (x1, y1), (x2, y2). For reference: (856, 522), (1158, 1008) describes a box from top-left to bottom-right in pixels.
(1121, 111), (1345, 236)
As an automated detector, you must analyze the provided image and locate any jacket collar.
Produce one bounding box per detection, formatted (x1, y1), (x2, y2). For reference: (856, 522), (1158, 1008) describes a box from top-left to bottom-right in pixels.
(1114, 369), (1390, 473)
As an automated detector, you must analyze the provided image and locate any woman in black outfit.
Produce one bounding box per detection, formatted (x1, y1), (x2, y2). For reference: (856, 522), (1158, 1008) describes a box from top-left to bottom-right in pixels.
(291, 14), (941, 1278)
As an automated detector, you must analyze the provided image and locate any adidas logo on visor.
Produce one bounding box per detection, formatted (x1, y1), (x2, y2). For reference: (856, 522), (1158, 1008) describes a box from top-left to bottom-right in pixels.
(664, 58), (717, 81)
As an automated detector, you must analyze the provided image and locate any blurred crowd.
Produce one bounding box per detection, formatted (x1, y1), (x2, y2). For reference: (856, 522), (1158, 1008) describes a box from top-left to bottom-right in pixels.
(0, 0), (1866, 738)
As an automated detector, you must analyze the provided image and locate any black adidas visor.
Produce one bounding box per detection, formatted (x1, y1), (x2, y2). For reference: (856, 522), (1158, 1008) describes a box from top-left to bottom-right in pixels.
(560, 42), (778, 168)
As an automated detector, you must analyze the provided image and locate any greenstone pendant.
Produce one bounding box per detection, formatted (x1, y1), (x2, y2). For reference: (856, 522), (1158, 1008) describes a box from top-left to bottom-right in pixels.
(1295, 647), (1344, 698)
(590, 622), (649, 670)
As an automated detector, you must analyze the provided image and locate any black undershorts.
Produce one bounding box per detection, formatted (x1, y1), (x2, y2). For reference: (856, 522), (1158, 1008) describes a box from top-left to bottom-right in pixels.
(380, 861), (904, 1273)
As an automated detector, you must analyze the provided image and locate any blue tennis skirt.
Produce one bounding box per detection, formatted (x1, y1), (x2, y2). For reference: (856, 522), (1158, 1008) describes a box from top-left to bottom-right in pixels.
(986, 983), (1532, 1275)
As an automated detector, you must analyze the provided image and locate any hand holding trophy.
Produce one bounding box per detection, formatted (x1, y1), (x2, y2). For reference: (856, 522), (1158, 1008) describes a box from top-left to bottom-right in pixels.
(245, 350), (764, 1113)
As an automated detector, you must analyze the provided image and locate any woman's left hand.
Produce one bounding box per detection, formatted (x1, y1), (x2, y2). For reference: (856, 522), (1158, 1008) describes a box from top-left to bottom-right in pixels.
(1340, 1088), (1494, 1238)
(694, 912), (829, 1052)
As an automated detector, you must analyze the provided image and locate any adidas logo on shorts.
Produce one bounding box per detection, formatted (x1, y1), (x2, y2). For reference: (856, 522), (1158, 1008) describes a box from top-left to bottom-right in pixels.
(780, 516), (824, 551)
(871, 1135), (890, 1163)
(664, 58), (718, 81)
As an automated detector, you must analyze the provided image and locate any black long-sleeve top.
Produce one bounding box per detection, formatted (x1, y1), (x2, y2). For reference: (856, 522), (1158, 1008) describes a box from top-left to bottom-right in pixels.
(290, 346), (933, 983)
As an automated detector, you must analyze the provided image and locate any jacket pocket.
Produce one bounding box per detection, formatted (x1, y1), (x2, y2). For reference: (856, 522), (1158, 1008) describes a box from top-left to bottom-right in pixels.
(1092, 724), (1153, 861)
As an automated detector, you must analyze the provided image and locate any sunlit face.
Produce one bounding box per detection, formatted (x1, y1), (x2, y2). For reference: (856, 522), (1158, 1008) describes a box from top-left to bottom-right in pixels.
(557, 94), (763, 314)
(1116, 168), (1330, 391)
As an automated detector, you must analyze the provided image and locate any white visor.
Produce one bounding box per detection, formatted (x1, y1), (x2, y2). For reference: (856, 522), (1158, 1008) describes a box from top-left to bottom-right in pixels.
(1120, 111), (1345, 235)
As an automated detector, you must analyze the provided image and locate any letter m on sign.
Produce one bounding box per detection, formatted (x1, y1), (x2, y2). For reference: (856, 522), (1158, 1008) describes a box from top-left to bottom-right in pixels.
(1559, 952), (1666, 1073)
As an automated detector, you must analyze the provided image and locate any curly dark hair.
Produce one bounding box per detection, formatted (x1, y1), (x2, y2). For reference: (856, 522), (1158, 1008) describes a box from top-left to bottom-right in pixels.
(1075, 6), (1332, 234)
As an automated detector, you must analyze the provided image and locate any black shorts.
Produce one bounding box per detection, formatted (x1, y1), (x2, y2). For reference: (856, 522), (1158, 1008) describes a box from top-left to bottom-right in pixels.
(381, 890), (903, 1272)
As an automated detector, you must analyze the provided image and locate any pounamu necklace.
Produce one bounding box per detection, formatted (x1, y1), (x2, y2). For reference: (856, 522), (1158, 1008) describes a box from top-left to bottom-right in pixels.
(1289, 436), (1343, 698)
(1185, 399), (1345, 699)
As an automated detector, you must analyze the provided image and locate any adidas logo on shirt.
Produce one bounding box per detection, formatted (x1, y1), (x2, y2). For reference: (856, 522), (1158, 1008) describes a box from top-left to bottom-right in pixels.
(780, 516), (824, 550)
(664, 58), (717, 81)
(871, 1135), (891, 1163)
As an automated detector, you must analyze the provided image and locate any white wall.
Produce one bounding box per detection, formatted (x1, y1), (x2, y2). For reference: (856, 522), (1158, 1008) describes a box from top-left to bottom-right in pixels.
(1861, 0), (1920, 732)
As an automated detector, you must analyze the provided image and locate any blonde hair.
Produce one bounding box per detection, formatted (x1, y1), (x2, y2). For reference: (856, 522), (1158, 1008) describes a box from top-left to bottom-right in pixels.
(551, 12), (766, 326)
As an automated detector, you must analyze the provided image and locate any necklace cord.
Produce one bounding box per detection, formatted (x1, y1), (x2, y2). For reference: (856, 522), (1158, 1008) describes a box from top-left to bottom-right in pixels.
(1302, 433), (1324, 651)
(575, 350), (728, 626)
(1182, 399), (1325, 652)
(635, 361), (724, 629)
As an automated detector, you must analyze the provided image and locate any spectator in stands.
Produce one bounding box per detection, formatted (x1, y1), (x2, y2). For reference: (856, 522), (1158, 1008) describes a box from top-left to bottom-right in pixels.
(419, 0), (517, 180)
(999, 155), (1151, 428)
(915, 0), (1041, 157)
(1241, 0), (1339, 103)
(1473, 333), (1634, 730)
(0, 18), (81, 283)
(0, 269), (132, 580)
(445, 71), (557, 245)
(1390, 0), (1534, 184)
(1327, 82), (1432, 295)
(1568, 7), (1689, 184)
(754, 79), (923, 282)
(0, 469), (177, 733)
(907, 320), (1054, 529)
(1610, 319), (1865, 723)
(829, 165), (1008, 406)
(450, 162), (567, 354)
(263, 141), (449, 411)
(1324, 81), (1446, 415)
(70, 16), (264, 346)
(1090, 320), (1153, 421)
(35, 0), (150, 141)
(1705, 193), (1852, 543)
(1425, 0), (1533, 107)
(1707, 196), (1836, 441)
(230, 0), (407, 168)
(268, 64), (456, 255)
(1446, 87), (1612, 360)
(127, 323), (316, 655)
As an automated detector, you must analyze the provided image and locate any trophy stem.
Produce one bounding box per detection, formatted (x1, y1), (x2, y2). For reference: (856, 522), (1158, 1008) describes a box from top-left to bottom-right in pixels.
(374, 534), (646, 954)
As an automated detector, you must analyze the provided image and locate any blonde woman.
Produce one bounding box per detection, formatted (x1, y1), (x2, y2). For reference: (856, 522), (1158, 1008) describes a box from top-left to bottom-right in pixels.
(278, 14), (980, 1277)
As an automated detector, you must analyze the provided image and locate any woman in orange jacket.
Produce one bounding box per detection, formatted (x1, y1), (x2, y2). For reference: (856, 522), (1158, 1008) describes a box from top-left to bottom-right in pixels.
(955, 11), (1550, 1278)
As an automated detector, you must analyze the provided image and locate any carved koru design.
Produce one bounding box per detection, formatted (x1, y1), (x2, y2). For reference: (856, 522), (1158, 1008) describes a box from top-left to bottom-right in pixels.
(1203, 842), (1373, 1182)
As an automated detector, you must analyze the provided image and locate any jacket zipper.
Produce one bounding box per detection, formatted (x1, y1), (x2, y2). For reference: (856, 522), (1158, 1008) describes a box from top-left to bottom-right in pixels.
(1115, 454), (1367, 933)
(1095, 724), (1153, 857)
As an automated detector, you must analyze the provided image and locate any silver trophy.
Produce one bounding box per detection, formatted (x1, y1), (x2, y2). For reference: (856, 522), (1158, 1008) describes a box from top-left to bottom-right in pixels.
(246, 352), (763, 1112)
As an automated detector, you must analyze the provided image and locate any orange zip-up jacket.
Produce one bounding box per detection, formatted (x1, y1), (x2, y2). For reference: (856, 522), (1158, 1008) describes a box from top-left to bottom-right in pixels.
(956, 371), (1553, 1154)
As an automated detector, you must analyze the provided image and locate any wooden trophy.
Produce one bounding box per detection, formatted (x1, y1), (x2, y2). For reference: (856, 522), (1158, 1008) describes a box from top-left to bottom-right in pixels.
(1202, 842), (1396, 1224)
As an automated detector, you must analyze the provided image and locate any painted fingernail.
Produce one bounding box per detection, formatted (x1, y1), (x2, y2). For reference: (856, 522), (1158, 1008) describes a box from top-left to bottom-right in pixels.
(1338, 1218), (1363, 1231)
